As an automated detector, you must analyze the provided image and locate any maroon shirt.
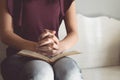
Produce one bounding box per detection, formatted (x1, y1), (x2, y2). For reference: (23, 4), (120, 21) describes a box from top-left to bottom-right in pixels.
(6, 0), (74, 56)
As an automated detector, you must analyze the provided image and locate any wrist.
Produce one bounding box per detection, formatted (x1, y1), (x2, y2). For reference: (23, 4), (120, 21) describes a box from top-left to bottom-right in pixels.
(59, 41), (68, 52)
(23, 40), (38, 52)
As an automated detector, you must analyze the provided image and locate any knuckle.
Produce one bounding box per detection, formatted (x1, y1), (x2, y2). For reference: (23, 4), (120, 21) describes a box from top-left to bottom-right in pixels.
(47, 38), (51, 41)
(48, 47), (52, 50)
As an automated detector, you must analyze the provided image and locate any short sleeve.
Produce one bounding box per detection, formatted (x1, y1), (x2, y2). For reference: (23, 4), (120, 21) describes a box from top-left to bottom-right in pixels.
(60, 0), (74, 17)
(7, 0), (22, 17)
(64, 0), (74, 13)
(7, 0), (14, 16)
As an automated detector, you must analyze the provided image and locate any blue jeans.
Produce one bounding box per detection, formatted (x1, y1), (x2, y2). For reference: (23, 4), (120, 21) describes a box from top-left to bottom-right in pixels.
(1, 54), (83, 80)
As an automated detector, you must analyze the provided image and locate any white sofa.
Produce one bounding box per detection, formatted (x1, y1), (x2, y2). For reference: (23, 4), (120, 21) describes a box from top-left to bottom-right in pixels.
(59, 14), (120, 80)
(0, 14), (120, 80)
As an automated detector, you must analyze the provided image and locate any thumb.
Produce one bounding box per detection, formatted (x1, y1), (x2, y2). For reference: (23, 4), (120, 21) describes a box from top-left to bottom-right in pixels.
(45, 29), (56, 35)
(51, 30), (56, 35)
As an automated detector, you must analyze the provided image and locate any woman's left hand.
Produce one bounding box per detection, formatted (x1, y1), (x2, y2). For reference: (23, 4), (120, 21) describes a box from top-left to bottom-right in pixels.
(37, 29), (63, 56)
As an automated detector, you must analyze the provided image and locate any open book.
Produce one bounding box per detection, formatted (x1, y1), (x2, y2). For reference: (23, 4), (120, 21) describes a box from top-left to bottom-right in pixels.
(17, 50), (80, 63)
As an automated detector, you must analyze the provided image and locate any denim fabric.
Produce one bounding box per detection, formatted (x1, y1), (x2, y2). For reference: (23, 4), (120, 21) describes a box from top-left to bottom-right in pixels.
(1, 54), (83, 80)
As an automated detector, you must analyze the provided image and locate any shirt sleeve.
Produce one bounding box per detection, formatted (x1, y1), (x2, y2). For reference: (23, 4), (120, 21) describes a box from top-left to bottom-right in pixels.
(60, 0), (74, 17)
(64, 0), (74, 13)
(7, 0), (14, 16)
(7, 0), (22, 17)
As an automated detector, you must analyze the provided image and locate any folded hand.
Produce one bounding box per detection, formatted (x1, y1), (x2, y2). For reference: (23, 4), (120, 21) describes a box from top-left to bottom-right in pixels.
(36, 29), (60, 57)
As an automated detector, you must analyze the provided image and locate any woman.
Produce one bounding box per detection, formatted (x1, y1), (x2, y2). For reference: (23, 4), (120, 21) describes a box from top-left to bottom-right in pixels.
(0, 0), (83, 80)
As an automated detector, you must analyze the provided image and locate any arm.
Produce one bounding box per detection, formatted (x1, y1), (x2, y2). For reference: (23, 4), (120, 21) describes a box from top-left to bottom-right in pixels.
(58, 1), (79, 52)
(0, 0), (37, 51)
(32, 1), (78, 56)
(37, 1), (79, 55)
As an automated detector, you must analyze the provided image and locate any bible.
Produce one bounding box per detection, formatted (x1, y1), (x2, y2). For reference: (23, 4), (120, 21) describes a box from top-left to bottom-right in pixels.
(17, 50), (80, 63)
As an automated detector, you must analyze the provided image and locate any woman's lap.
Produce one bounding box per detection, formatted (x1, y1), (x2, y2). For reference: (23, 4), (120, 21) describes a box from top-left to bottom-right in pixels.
(1, 54), (27, 80)
(1, 54), (54, 80)
(53, 57), (83, 80)
(1, 54), (83, 80)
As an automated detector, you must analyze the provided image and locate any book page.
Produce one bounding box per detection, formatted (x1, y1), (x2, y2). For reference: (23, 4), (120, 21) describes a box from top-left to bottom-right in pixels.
(50, 51), (80, 62)
(18, 50), (80, 62)
(18, 50), (50, 62)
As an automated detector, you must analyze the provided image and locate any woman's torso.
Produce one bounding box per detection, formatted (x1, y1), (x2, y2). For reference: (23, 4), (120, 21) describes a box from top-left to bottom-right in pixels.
(6, 0), (74, 56)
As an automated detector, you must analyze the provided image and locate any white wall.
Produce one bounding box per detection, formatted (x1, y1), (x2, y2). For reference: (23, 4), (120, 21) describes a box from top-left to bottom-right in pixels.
(75, 0), (120, 20)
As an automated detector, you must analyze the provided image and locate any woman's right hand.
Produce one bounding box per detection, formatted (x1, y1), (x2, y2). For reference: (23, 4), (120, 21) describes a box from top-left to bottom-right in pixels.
(36, 29), (59, 57)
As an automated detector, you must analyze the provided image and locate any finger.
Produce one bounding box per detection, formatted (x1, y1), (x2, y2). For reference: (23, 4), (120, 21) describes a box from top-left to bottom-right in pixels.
(39, 29), (56, 40)
(52, 35), (59, 45)
(44, 49), (57, 56)
(37, 45), (58, 53)
(40, 32), (59, 45)
(38, 38), (54, 46)
(37, 46), (53, 52)
(51, 51), (60, 57)
(40, 35), (59, 45)
(45, 29), (56, 35)
(39, 30), (54, 40)
(38, 42), (59, 50)
(43, 29), (56, 38)
(51, 43), (59, 50)
(38, 39), (59, 50)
